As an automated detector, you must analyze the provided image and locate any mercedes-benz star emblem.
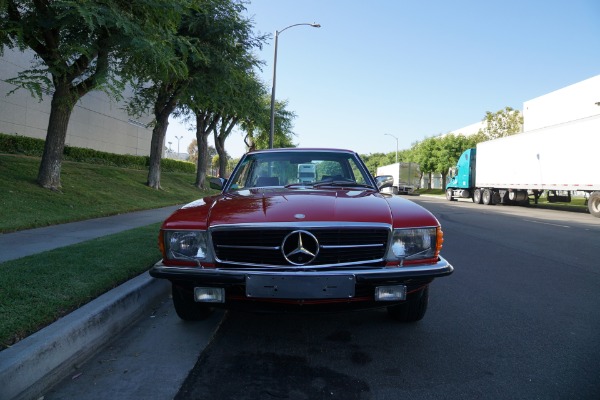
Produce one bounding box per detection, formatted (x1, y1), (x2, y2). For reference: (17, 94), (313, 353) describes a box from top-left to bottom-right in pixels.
(281, 230), (319, 265)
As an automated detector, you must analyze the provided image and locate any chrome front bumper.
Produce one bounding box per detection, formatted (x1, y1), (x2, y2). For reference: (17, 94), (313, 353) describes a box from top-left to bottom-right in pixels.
(149, 256), (453, 284)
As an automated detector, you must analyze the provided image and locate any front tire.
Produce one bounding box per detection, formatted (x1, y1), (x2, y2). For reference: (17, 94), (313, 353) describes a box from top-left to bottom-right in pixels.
(446, 189), (454, 201)
(172, 284), (213, 321)
(387, 286), (429, 322)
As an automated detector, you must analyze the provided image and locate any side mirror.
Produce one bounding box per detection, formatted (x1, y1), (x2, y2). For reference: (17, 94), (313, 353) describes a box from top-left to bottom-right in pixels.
(375, 175), (394, 190)
(209, 177), (226, 190)
(448, 167), (457, 179)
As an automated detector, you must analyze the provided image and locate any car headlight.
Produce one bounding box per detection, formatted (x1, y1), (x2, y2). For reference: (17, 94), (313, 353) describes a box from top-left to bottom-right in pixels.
(386, 227), (443, 263)
(163, 231), (214, 262)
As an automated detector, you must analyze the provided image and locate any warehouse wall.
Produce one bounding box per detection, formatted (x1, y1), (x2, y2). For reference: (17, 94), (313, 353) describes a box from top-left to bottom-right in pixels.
(0, 48), (153, 156)
(523, 74), (600, 131)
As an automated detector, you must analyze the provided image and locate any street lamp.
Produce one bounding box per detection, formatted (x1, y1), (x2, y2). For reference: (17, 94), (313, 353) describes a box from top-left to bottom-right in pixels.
(269, 22), (321, 149)
(384, 133), (398, 164)
(174, 135), (183, 157)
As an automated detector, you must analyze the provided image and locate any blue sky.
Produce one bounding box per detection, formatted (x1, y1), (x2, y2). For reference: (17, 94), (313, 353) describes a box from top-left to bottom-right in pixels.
(168, 0), (600, 158)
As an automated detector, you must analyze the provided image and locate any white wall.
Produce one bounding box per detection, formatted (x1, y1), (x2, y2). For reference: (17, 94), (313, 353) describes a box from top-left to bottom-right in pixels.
(449, 120), (486, 136)
(523, 74), (600, 131)
(0, 47), (153, 156)
(449, 74), (600, 136)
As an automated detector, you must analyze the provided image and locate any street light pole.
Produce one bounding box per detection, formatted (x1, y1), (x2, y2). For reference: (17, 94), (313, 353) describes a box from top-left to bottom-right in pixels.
(175, 135), (183, 157)
(384, 133), (399, 163)
(269, 22), (321, 149)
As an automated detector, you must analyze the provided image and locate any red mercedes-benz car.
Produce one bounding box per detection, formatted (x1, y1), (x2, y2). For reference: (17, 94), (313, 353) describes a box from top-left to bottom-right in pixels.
(150, 148), (453, 322)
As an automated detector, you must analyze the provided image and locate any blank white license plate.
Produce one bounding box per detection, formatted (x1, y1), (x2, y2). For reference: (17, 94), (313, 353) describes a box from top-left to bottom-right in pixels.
(246, 274), (355, 299)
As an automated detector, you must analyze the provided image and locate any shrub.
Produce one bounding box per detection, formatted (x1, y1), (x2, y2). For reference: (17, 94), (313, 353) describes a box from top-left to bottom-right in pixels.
(0, 133), (45, 156)
(0, 133), (196, 173)
(161, 157), (196, 173)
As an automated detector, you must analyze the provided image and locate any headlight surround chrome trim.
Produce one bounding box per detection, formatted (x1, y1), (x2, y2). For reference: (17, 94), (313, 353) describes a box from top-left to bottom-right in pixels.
(163, 230), (214, 262)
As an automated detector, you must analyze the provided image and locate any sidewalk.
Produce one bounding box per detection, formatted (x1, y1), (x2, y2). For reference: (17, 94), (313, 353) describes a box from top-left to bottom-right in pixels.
(0, 205), (181, 263)
(0, 205), (219, 400)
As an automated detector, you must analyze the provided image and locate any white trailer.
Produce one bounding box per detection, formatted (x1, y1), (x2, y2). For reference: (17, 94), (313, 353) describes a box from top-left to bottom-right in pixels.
(297, 163), (316, 184)
(446, 114), (600, 217)
(376, 162), (421, 194)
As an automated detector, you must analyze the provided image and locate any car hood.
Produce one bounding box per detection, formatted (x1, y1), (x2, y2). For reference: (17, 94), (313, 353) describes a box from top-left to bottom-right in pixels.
(162, 189), (438, 230)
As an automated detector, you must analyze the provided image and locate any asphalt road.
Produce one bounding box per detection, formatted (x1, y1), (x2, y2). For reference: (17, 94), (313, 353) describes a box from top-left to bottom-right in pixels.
(47, 197), (600, 400)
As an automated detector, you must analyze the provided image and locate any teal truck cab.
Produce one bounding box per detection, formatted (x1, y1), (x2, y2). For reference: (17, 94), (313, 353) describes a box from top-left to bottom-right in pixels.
(445, 148), (476, 201)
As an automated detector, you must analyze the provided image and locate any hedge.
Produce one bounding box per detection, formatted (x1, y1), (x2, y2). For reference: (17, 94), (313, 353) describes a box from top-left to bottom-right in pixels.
(0, 132), (195, 173)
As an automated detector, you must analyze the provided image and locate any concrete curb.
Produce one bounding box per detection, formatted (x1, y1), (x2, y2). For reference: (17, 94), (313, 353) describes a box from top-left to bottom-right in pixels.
(0, 272), (170, 400)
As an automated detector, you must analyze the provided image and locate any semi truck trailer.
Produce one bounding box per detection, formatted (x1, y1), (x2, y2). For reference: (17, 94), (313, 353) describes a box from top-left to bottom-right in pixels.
(376, 162), (421, 194)
(445, 114), (600, 218)
(297, 163), (317, 184)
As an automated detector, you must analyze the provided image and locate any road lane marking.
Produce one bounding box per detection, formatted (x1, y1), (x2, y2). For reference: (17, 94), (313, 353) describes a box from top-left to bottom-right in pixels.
(523, 219), (571, 228)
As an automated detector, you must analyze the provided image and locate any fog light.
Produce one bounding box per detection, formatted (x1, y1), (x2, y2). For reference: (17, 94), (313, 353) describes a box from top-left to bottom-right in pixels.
(375, 285), (406, 301)
(194, 287), (225, 303)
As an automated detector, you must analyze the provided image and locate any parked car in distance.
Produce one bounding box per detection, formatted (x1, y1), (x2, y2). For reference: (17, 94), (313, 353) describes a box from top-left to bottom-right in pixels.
(150, 148), (453, 322)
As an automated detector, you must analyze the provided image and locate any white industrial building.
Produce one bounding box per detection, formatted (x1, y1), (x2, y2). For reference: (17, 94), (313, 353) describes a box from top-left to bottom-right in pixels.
(449, 74), (600, 136)
(0, 48), (153, 156)
(522, 74), (600, 131)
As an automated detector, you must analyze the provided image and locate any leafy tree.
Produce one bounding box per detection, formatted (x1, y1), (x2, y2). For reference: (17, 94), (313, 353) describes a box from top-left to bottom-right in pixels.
(478, 106), (523, 140)
(361, 153), (389, 176)
(212, 154), (220, 171)
(214, 115), (238, 178)
(187, 140), (198, 165)
(188, 1), (266, 186)
(241, 97), (296, 152)
(193, 109), (221, 186)
(0, 0), (184, 190)
(399, 148), (415, 162)
(412, 137), (439, 189)
(361, 148), (417, 177)
(176, 75), (222, 188)
(127, 1), (205, 189)
(213, 70), (265, 178)
(186, 75), (260, 188)
(318, 161), (343, 178)
(177, 78), (225, 188)
(128, 1), (211, 188)
(435, 134), (477, 187)
(154, 0), (265, 188)
(188, 139), (216, 165)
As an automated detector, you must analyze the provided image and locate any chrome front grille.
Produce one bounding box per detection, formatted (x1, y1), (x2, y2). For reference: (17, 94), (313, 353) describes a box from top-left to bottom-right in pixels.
(211, 226), (390, 268)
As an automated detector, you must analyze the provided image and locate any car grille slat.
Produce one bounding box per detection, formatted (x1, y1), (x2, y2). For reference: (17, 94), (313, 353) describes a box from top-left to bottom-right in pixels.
(211, 227), (389, 267)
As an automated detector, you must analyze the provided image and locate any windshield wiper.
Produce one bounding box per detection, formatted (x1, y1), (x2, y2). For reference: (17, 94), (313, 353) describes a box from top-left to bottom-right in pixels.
(313, 180), (374, 189)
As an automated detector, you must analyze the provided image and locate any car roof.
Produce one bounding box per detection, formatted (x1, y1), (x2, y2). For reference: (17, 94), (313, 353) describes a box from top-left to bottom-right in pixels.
(246, 148), (356, 155)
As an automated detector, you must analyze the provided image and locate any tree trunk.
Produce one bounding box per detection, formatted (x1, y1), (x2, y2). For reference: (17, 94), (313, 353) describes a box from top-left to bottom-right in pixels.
(214, 129), (227, 179)
(244, 133), (256, 152)
(147, 84), (181, 189)
(215, 115), (238, 178)
(195, 129), (209, 188)
(37, 85), (75, 190)
(194, 110), (219, 188)
(243, 121), (256, 152)
(147, 118), (169, 189)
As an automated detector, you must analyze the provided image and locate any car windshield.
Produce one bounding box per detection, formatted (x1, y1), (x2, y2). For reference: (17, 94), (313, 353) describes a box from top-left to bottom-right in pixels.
(225, 150), (375, 191)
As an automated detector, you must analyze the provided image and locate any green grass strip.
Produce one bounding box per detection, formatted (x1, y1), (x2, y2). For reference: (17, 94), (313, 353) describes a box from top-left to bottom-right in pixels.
(0, 223), (162, 350)
(0, 154), (214, 233)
